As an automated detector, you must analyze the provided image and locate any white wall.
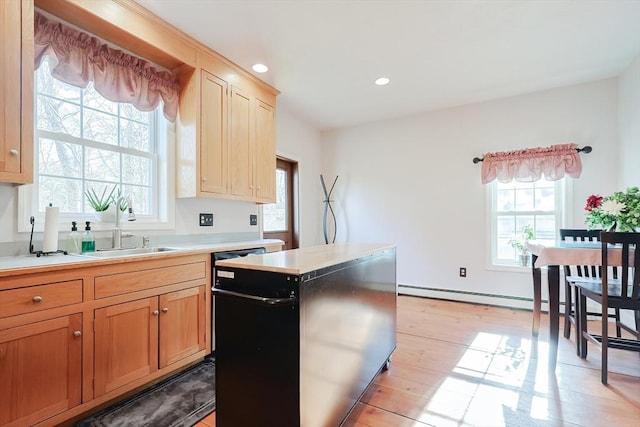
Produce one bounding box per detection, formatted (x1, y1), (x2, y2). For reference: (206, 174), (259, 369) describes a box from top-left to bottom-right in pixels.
(618, 53), (640, 187)
(276, 105), (324, 247)
(321, 79), (619, 302)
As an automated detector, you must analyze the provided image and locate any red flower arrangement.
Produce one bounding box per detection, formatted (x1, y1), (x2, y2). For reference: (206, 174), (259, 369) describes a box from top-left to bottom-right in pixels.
(584, 194), (603, 212)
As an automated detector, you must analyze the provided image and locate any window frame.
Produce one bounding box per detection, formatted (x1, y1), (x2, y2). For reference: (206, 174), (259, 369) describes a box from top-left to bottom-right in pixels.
(486, 178), (571, 270)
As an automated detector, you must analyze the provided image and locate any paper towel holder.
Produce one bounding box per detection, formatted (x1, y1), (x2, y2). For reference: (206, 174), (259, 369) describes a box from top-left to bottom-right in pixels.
(29, 216), (68, 257)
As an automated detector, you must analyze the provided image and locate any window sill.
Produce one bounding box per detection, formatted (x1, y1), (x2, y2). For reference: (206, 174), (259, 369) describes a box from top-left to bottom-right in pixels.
(486, 263), (533, 273)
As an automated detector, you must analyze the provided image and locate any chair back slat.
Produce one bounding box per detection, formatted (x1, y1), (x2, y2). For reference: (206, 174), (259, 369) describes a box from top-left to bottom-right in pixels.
(600, 232), (640, 302)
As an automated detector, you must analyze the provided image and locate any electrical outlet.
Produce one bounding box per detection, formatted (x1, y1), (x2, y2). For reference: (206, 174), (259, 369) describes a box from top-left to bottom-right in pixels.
(250, 214), (258, 226)
(459, 267), (467, 277)
(199, 213), (213, 226)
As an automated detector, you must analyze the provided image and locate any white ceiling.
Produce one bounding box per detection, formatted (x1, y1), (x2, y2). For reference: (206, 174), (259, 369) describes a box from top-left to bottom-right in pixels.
(135, 0), (640, 131)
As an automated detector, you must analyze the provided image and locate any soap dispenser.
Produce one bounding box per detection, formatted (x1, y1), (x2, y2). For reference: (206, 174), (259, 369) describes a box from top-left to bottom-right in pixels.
(82, 221), (96, 253)
(66, 221), (82, 254)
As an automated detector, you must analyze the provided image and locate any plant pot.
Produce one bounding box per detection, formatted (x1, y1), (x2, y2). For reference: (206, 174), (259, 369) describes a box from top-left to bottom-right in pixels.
(95, 206), (116, 223)
(518, 253), (530, 267)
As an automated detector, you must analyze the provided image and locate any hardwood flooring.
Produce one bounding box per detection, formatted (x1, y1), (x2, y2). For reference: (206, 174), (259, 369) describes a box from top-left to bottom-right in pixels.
(196, 295), (640, 427)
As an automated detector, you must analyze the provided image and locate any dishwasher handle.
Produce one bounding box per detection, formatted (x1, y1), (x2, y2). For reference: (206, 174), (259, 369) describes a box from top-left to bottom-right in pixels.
(212, 287), (297, 307)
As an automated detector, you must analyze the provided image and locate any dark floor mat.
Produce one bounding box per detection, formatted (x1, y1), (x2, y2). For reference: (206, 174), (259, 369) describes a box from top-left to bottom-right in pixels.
(77, 358), (215, 427)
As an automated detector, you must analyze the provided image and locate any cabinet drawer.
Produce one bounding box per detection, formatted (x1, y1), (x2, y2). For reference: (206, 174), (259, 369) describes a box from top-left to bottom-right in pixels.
(94, 261), (207, 298)
(0, 280), (83, 319)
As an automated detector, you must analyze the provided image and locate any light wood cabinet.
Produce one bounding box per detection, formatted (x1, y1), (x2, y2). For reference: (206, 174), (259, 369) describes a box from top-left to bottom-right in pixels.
(94, 286), (206, 398)
(94, 297), (159, 397)
(159, 286), (206, 367)
(0, 0), (33, 184)
(177, 49), (278, 203)
(0, 252), (211, 426)
(0, 314), (82, 426)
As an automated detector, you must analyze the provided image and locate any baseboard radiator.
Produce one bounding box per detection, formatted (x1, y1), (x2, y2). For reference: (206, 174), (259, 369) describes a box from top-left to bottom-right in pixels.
(398, 284), (551, 312)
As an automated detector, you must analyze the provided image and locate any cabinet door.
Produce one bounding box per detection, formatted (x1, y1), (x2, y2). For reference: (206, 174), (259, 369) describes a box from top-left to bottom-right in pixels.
(159, 286), (206, 367)
(0, 314), (82, 426)
(94, 297), (159, 397)
(255, 98), (276, 203)
(0, 0), (32, 183)
(200, 69), (228, 194)
(229, 86), (254, 198)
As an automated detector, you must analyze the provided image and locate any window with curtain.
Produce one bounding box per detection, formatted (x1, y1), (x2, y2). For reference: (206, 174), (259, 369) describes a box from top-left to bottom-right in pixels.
(20, 11), (178, 230)
(35, 56), (160, 217)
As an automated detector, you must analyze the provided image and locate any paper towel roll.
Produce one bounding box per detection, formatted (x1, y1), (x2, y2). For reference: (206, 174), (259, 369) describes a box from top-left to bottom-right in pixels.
(43, 205), (59, 253)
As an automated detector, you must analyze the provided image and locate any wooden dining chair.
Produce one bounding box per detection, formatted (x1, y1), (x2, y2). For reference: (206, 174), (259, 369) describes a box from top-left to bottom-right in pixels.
(574, 231), (640, 384)
(558, 229), (620, 355)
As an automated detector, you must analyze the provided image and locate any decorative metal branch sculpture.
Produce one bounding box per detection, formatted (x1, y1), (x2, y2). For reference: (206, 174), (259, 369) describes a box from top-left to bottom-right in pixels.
(320, 175), (338, 244)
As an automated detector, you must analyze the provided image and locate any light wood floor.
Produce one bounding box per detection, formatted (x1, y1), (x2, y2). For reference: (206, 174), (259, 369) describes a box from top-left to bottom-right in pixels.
(197, 295), (640, 427)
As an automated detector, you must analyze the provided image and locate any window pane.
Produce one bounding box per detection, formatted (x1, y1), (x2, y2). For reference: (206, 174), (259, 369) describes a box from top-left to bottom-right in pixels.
(263, 168), (287, 232)
(535, 215), (556, 241)
(496, 216), (515, 239)
(120, 118), (150, 151)
(121, 103), (150, 123)
(39, 176), (83, 213)
(122, 185), (151, 215)
(39, 138), (82, 177)
(84, 84), (117, 114)
(514, 188), (534, 211)
(83, 109), (118, 145)
(535, 187), (555, 211)
(123, 154), (151, 185)
(496, 189), (514, 212)
(85, 147), (120, 181)
(37, 96), (81, 137)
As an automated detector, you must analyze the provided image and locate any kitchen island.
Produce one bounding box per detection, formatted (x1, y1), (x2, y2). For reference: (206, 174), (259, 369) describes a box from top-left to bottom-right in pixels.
(214, 243), (397, 427)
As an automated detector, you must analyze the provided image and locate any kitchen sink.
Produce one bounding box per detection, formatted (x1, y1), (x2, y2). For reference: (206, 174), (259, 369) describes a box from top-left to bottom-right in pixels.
(78, 247), (179, 258)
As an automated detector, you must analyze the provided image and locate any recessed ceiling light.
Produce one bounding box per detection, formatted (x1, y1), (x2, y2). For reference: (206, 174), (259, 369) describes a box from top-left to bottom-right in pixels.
(252, 63), (268, 73)
(375, 77), (390, 86)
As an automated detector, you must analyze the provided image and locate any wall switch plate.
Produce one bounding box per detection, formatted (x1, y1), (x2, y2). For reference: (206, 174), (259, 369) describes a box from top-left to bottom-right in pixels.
(459, 267), (467, 277)
(250, 214), (258, 226)
(199, 213), (213, 226)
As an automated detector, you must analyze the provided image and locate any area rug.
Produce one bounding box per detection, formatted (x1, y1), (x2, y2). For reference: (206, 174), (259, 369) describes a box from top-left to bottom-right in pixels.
(77, 358), (215, 427)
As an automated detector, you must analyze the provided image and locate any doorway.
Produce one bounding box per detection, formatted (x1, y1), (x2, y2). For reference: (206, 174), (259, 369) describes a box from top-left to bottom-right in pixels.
(263, 157), (299, 250)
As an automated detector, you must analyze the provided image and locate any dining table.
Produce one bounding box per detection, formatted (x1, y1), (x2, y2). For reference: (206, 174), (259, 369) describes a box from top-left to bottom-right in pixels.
(526, 240), (613, 371)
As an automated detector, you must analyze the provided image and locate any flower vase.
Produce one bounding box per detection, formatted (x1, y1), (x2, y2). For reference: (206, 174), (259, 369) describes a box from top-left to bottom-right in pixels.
(518, 253), (530, 267)
(607, 221), (617, 232)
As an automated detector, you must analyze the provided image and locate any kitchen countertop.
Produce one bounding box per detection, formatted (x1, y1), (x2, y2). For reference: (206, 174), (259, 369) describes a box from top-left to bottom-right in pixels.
(215, 242), (395, 275)
(0, 239), (282, 277)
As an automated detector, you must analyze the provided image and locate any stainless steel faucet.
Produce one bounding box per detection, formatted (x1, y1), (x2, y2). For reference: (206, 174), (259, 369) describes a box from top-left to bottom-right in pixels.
(112, 196), (136, 249)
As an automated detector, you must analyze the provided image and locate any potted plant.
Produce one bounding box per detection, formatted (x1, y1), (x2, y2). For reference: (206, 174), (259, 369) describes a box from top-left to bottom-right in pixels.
(85, 185), (117, 222)
(508, 224), (534, 266)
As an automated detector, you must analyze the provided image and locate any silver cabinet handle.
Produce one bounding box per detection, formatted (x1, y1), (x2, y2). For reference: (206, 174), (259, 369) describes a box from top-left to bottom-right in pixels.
(161, 307), (168, 313)
(9, 149), (19, 157)
(73, 331), (82, 337)
(152, 310), (159, 316)
(33, 295), (43, 303)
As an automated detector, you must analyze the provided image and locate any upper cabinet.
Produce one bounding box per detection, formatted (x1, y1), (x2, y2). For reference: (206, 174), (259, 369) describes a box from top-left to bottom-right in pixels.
(0, 0), (33, 184)
(177, 50), (278, 203)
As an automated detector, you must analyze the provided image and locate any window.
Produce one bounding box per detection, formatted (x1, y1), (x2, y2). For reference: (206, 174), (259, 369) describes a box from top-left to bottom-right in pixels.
(20, 56), (172, 231)
(490, 178), (566, 267)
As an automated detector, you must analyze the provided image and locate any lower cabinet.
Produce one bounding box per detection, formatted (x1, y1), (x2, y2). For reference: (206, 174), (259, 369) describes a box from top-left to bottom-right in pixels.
(0, 314), (82, 426)
(94, 286), (206, 397)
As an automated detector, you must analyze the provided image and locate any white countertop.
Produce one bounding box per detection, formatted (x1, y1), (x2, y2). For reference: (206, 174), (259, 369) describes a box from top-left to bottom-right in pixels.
(215, 243), (396, 275)
(0, 239), (282, 277)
